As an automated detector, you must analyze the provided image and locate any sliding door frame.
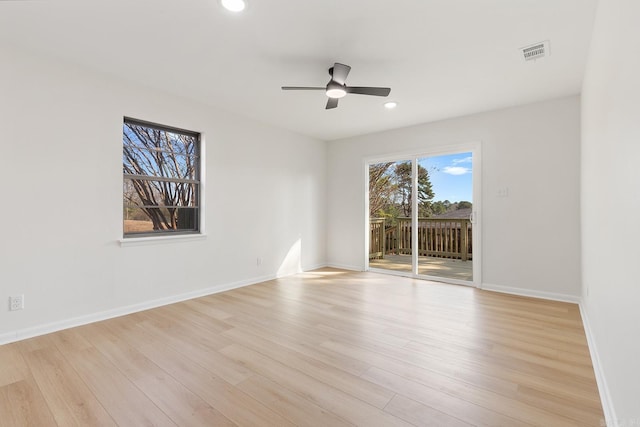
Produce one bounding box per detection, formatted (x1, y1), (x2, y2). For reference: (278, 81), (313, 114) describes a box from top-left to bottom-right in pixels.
(364, 141), (482, 288)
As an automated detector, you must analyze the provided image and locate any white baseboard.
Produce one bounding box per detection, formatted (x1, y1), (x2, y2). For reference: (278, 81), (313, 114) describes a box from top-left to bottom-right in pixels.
(481, 282), (581, 304)
(0, 273), (279, 346)
(0, 331), (17, 346)
(579, 303), (618, 427)
(301, 263), (330, 272)
(325, 263), (364, 272)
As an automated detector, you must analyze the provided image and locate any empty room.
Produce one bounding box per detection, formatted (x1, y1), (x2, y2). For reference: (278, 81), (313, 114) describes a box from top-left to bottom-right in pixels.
(0, 0), (638, 426)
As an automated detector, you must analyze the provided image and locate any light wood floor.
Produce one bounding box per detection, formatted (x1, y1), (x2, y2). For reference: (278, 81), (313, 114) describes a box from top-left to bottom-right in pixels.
(0, 269), (604, 426)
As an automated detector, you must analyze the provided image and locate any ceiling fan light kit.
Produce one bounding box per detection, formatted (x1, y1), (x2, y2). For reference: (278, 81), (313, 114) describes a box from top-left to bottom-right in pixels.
(326, 82), (347, 99)
(220, 0), (246, 13)
(282, 62), (391, 109)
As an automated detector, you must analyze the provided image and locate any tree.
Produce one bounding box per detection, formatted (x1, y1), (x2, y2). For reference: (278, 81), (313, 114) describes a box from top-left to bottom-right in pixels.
(368, 161), (435, 220)
(430, 200), (448, 215)
(368, 162), (395, 218)
(394, 162), (434, 217)
(123, 122), (198, 231)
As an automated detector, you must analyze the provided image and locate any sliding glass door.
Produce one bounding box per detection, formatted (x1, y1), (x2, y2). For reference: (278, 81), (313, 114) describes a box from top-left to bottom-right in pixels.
(367, 146), (480, 286)
(368, 159), (413, 274)
(416, 152), (474, 282)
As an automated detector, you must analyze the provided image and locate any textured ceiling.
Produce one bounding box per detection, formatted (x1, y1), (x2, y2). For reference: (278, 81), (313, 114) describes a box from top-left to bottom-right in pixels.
(0, 0), (598, 140)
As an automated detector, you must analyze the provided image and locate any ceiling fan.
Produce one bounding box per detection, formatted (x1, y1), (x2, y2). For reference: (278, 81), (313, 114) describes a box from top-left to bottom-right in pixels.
(282, 62), (391, 110)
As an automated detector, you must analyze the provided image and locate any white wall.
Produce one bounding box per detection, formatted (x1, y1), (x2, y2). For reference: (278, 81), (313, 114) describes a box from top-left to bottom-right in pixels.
(581, 0), (640, 423)
(0, 45), (326, 341)
(327, 96), (582, 299)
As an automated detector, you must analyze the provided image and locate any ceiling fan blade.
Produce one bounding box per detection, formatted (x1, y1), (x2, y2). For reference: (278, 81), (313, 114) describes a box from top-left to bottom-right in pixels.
(345, 86), (391, 97)
(281, 86), (325, 91)
(330, 63), (351, 85)
(326, 98), (339, 110)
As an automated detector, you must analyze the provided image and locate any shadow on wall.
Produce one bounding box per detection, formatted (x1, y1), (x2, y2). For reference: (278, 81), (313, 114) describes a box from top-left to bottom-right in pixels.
(277, 238), (302, 278)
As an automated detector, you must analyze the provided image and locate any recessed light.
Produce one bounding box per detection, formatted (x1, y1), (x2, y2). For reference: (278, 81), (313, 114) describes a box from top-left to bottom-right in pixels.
(221, 0), (246, 12)
(384, 101), (398, 109)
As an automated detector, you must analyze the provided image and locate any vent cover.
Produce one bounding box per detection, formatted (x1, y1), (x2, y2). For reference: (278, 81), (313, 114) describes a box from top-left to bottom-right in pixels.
(520, 41), (550, 61)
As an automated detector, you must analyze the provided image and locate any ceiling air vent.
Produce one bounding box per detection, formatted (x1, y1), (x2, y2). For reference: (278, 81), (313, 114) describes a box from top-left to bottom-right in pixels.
(520, 40), (549, 61)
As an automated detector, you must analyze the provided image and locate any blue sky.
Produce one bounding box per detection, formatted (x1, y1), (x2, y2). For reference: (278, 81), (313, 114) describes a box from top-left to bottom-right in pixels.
(419, 152), (473, 202)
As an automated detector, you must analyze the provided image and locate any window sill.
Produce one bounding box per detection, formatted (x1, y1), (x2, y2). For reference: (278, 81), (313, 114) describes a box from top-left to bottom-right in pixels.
(119, 233), (207, 247)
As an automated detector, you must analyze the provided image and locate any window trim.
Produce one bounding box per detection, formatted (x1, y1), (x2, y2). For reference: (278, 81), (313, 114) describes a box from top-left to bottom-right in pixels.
(119, 233), (207, 247)
(122, 117), (203, 239)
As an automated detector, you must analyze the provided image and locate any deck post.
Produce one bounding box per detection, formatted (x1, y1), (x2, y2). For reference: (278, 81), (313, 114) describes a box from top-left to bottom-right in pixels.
(461, 219), (469, 261)
(382, 218), (386, 258)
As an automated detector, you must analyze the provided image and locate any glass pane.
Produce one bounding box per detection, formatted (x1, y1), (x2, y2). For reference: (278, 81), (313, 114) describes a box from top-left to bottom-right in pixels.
(123, 123), (198, 180)
(123, 119), (200, 237)
(417, 152), (473, 281)
(123, 178), (199, 235)
(368, 160), (412, 273)
(124, 207), (198, 234)
(124, 179), (198, 208)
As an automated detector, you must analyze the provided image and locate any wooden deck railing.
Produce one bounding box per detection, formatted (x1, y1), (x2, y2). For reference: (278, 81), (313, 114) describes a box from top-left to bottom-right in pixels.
(369, 219), (385, 259)
(369, 217), (472, 261)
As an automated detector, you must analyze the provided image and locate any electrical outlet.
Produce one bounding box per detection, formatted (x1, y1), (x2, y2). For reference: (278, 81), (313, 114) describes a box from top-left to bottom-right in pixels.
(9, 295), (24, 311)
(256, 257), (262, 266)
(497, 187), (509, 198)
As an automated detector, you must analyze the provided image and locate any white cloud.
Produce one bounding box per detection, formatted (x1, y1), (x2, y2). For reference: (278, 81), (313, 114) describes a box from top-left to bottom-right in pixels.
(442, 166), (471, 175)
(452, 156), (473, 164)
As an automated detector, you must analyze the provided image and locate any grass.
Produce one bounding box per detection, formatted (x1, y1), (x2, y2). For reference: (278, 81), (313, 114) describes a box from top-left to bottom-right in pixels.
(124, 219), (154, 233)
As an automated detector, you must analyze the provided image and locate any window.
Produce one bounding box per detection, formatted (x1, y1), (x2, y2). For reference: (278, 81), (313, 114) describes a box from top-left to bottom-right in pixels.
(123, 117), (201, 237)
